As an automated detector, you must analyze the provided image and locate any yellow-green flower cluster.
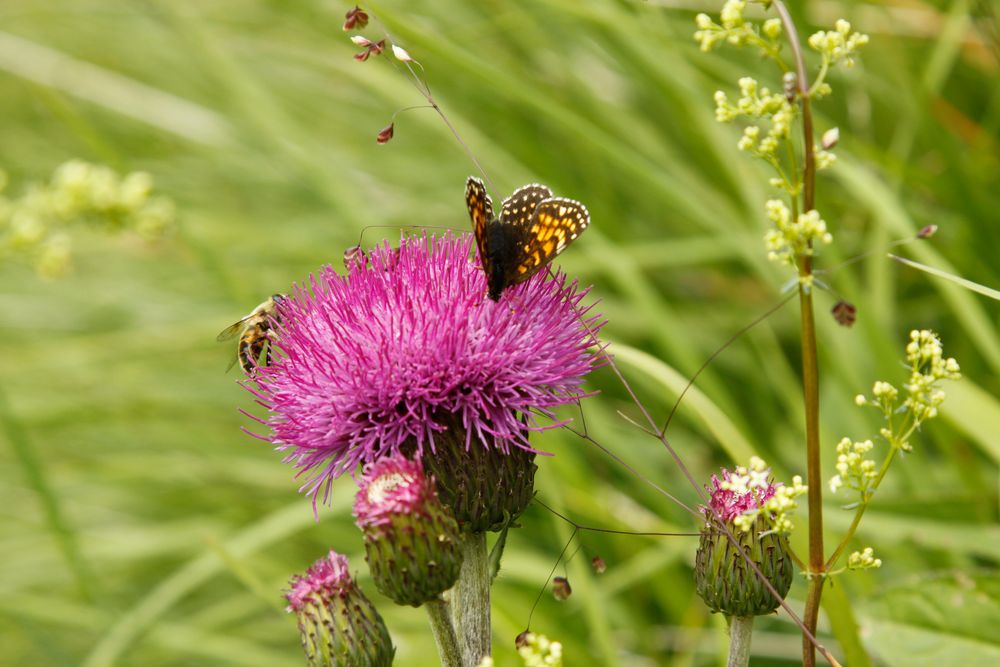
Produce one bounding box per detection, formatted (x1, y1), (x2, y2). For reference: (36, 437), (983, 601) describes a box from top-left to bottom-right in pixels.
(715, 78), (797, 159)
(853, 330), (960, 451)
(828, 437), (876, 494)
(694, 1), (781, 55)
(0, 160), (174, 279)
(903, 329), (961, 424)
(763, 200), (832, 268)
(847, 547), (882, 570)
(517, 634), (563, 667)
(808, 20), (869, 69)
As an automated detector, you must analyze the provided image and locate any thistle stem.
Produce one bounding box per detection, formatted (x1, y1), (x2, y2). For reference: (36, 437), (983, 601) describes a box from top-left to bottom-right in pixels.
(727, 616), (755, 667)
(426, 598), (462, 667)
(451, 532), (491, 667)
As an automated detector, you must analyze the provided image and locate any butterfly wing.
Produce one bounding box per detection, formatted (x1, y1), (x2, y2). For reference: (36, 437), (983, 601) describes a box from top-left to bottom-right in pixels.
(507, 197), (590, 286)
(465, 176), (494, 268)
(499, 184), (553, 228)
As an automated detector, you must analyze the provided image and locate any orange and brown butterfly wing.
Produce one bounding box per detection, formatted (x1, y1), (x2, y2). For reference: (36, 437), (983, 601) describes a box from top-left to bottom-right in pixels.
(507, 197), (590, 286)
(499, 183), (553, 227)
(465, 176), (494, 271)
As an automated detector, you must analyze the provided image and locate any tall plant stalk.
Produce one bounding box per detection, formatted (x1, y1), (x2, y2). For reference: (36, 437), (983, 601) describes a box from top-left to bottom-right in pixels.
(772, 4), (825, 664)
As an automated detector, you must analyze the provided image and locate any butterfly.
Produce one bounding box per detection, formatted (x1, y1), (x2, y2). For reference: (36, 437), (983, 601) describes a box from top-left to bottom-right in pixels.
(465, 176), (590, 301)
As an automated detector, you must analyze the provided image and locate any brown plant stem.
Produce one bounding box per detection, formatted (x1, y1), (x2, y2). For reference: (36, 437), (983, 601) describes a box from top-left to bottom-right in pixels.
(772, 3), (825, 665)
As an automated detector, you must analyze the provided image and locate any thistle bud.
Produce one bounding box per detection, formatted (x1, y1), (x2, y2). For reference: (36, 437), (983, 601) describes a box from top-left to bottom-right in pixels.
(354, 455), (462, 606)
(694, 469), (793, 617)
(418, 417), (537, 533)
(286, 551), (394, 667)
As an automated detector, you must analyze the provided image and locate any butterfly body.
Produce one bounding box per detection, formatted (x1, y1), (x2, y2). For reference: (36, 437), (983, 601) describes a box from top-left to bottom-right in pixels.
(465, 177), (590, 301)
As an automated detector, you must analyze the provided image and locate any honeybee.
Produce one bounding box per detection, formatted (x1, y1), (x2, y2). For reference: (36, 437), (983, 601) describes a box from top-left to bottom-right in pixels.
(217, 294), (287, 374)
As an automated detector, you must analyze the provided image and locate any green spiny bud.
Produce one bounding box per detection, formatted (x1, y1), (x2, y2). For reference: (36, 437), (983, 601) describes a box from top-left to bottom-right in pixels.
(418, 417), (536, 533)
(354, 454), (462, 606)
(286, 551), (394, 667)
(694, 468), (794, 617)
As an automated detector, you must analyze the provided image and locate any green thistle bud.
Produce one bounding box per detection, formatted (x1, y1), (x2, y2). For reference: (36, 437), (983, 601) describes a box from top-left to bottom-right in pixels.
(419, 417), (536, 533)
(286, 551), (394, 667)
(694, 469), (794, 617)
(354, 455), (463, 606)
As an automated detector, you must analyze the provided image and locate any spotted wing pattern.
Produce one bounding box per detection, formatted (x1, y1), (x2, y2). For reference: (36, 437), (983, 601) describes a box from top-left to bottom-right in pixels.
(465, 176), (494, 270)
(509, 197), (590, 284)
(499, 183), (553, 229)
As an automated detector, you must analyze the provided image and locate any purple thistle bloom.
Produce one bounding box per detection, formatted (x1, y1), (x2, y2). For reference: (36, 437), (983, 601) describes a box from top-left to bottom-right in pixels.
(703, 468), (779, 523)
(247, 233), (603, 506)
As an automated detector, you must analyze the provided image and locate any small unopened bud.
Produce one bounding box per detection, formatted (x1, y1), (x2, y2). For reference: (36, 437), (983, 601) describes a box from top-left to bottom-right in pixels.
(354, 455), (462, 607)
(515, 630), (531, 650)
(783, 71), (798, 102)
(831, 300), (857, 327)
(350, 35), (372, 46)
(552, 576), (572, 601)
(822, 127), (840, 150)
(591, 556), (606, 574)
(376, 123), (394, 144)
(343, 6), (370, 31)
(286, 551), (394, 667)
(391, 44), (413, 62)
(918, 224), (938, 239)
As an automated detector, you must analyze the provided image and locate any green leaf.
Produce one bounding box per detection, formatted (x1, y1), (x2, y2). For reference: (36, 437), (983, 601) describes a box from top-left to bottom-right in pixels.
(858, 572), (1000, 666)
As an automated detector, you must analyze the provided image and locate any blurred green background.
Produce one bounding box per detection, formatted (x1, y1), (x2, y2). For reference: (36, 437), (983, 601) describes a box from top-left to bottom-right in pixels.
(2, 1), (998, 665)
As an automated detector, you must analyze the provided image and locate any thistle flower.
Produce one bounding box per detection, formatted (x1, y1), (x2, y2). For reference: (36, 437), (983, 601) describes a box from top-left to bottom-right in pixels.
(286, 551), (394, 667)
(354, 455), (462, 606)
(695, 463), (795, 617)
(248, 233), (602, 513)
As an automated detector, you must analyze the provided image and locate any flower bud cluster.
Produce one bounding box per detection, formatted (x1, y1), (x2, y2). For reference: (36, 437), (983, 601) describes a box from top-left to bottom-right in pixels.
(694, 2), (782, 56)
(828, 437), (876, 494)
(0, 160), (174, 279)
(763, 200), (833, 267)
(847, 547), (882, 570)
(904, 329), (961, 424)
(517, 633), (563, 667)
(851, 330), (960, 455)
(834, 331), (959, 497)
(715, 78), (797, 159)
(808, 20), (870, 69)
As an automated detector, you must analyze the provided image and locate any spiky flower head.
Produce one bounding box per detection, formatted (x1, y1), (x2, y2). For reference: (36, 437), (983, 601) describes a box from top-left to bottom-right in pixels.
(695, 463), (794, 617)
(353, 455), (462, 606)
(285, 551), (394, 667)
(248, 233), (602, 515)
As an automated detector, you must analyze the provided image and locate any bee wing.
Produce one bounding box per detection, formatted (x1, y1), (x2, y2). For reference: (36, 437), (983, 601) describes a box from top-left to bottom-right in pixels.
(216, 319), (247, 342)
